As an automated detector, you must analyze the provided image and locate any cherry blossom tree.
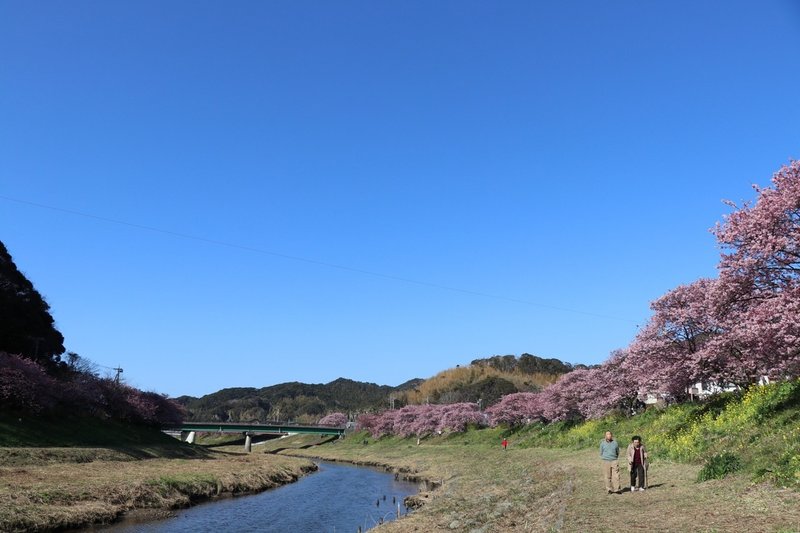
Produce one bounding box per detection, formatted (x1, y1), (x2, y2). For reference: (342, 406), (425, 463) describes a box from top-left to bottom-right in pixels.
(714, 161), (800, 294)
(437, 403), (486, 433)
(354, 402), (488, 437)
(0, 351), (184, 425)
(484, 162), (800, 424)
(318, 412), (348, 426)
(0, 351), (59, 413)
(485, 392), (545, 427)
(355, 413), (379, 435)
(624, 279), (723, 399)
(370, 409), (400, 438)
(407, 404), (442, 436)
(583, 349), (640, 418)
(710, 161), (800, 382)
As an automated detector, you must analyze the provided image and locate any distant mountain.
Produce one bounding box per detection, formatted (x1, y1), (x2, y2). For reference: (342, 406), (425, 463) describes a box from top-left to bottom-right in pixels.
(175, 377), (420, 424)
(177, 355), (577, 424)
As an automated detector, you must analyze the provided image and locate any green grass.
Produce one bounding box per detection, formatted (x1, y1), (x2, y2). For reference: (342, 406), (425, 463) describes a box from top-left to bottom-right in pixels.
(280, 379), (800, 490)
(502, 379), (800, 488)
(0, 414), (206, 461)
(280, 428), (800, 532)
(147, 473), (221, 499)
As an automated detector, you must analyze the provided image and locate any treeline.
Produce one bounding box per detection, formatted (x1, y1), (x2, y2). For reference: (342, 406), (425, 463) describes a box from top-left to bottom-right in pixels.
(470, 353), (578, 375)
(400, 355), (570, 407)
(0, 241), (65, 370)
(0, 351), (183, 426)
(360, 161), (800, 435)
(176, 378), (423, 423)
(183, 354), (575, 424)
(0, 239), (184, 427)
(182, 353), (576, 423)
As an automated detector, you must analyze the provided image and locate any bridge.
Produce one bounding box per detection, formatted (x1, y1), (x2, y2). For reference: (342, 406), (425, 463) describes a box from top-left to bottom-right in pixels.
(164, 421), (346, 452)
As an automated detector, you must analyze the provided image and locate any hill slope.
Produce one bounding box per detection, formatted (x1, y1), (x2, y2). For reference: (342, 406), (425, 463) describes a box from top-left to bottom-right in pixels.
(177, 354), (574, 423)
(399, 353), (573, 407)
(175, 377), (423, 423)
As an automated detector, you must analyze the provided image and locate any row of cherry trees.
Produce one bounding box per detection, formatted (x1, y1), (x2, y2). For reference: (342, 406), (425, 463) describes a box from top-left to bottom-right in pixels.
(352, 161), (800, 433)
(488, 162), (800, 425)
(356, 402), (487, 437)
(489, 161), (800, 425)
(0, 351), (184, 426)
(627, 161), (800, 399)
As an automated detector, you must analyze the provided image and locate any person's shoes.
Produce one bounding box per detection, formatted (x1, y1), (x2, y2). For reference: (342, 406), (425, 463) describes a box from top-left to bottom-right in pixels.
(607, 489), (612, 494)
(640, 487), (646, 491)
(630, 486), (636, 492)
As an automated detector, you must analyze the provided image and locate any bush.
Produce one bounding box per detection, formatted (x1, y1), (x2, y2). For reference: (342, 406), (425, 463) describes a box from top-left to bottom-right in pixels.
(697, 452), (742, 481)
(0, 352), (60, 413)
(0, 352), (184, 426)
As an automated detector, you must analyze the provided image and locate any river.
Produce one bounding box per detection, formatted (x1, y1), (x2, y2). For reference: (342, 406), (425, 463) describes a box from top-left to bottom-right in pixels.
(100, 461), (420, 532)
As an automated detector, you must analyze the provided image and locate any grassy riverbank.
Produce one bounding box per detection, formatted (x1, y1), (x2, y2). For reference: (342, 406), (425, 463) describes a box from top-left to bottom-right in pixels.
(0, 416), (317, 532)
(271, 430), (800, 532)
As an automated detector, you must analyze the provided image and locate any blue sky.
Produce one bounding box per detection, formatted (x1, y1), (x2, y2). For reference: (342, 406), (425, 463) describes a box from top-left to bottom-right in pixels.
(2, 1), (799, 397)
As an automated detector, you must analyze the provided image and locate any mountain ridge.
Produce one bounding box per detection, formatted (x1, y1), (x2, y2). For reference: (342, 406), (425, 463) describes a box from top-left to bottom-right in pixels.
(176, 354), (573, 423)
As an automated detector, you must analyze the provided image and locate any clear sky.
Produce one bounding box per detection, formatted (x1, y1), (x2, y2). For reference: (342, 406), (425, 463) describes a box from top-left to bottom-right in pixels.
(2, 1), (799, 398)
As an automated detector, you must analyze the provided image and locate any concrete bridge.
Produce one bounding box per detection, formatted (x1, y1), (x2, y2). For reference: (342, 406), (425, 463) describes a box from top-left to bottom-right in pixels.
(164, 421), (346, 452)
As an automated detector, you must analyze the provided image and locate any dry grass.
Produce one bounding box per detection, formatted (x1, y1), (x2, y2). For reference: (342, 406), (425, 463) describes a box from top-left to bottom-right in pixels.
(278, 434), (800, 532)
(401, 365), (560, 405)
(0, 447), (316, 532)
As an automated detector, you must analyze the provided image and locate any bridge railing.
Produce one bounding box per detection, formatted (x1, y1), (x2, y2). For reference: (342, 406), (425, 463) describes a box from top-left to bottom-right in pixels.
(164, 421), (346, 436)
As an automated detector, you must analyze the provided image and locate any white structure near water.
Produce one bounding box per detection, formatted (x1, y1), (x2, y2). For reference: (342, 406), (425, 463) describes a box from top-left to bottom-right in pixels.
(643, 376), (771, 405)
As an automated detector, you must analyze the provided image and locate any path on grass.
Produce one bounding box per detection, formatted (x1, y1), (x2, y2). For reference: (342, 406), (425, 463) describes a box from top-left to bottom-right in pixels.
(284, 442), (800, 532)
(551, 448), (800, 533)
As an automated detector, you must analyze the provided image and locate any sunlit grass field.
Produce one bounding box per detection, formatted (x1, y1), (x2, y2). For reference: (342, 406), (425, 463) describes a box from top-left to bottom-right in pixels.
(274, 381), (800, 531)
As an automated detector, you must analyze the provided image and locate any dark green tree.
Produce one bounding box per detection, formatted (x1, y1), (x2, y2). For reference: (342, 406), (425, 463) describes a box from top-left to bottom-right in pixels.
(0, 241), (65, 367)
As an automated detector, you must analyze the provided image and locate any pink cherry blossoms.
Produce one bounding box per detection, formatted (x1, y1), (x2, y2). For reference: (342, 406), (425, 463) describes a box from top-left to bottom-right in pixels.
(0, 351), (184, 426)
(318, 412), (348, 426)
(360, 161), (800, 434)
(357, 402), (486, 438)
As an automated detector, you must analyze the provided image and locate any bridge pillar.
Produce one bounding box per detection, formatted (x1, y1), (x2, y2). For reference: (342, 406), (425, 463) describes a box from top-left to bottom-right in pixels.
(244, 434), (252, 453)
(186, 431), (196, 444)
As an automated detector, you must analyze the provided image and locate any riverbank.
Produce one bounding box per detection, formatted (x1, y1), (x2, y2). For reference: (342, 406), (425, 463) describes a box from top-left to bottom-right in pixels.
(0, 445), (316, 532)
(272, 431), (800, 532)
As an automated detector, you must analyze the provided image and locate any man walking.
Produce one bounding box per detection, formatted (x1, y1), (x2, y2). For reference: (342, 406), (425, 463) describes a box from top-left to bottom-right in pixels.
(600, 430), (620, 494)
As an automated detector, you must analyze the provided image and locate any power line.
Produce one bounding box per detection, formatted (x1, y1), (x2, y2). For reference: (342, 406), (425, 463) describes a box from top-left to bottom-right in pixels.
(0, 193), (636, 324)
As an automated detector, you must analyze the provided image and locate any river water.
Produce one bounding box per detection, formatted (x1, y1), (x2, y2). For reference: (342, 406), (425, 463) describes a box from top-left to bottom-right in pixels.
(102, 461), (419, 533)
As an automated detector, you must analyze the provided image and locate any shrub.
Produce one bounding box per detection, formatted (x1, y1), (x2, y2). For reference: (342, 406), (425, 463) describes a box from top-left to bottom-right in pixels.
(697, 452), (742, 481)
(0, 351), (184, 426)
(0, 352), (60, 413)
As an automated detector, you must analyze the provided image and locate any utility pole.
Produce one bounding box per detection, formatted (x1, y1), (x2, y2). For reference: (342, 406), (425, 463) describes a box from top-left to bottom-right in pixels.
(113, 366), (124, 384)
(28, 336), (45, 359)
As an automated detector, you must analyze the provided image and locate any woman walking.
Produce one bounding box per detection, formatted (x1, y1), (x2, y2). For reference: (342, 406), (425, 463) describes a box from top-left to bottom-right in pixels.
(626, 435), (648, 491)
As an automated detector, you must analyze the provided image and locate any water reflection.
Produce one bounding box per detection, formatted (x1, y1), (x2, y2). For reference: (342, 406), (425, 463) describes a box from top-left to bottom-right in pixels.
(104, 461), (419, 532)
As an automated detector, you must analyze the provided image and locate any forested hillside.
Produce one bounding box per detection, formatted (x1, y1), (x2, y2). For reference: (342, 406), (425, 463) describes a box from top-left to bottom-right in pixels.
(0, 241), (65, 368)
(399, 354), (571, 407)
(470, 353), (578, 375)
(0, 239), (184, 430)
(178, 353), (574, 423)
(175, 377), (424, 423)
